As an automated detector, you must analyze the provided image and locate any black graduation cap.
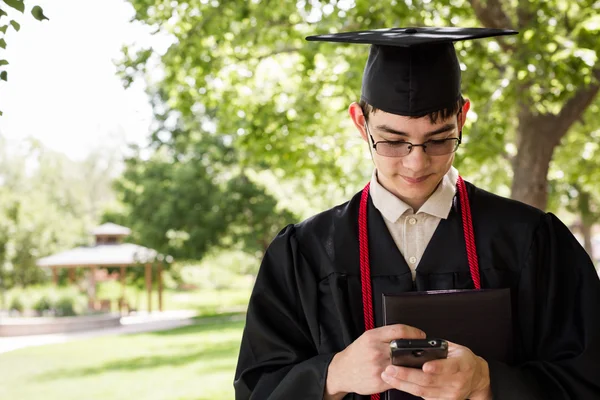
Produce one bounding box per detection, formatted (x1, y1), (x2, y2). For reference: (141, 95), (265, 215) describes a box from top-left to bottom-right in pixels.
(306, 27), (517, 116)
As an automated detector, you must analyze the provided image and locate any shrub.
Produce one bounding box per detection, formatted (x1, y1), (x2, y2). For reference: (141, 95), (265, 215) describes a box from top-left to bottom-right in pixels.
(33, 295), (53, 315)
(9, 296), (25, 313)
(54, 295), (77, 317)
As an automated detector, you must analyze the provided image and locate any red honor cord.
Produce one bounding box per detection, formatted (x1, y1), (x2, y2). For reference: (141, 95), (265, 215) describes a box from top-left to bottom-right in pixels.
(358, 176), (480, 400)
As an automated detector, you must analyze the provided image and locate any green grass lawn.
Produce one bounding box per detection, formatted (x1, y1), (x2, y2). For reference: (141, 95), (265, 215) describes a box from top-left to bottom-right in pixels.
(0, 316), (246, 400)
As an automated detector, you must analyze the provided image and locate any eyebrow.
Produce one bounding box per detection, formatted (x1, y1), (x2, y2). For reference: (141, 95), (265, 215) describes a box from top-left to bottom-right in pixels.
(375, 123), (457, 138)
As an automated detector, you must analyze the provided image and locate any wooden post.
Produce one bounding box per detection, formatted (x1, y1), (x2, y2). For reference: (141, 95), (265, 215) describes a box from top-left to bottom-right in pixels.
(68, 268), (76, 283)
(158, 263), (163, 312)
(52, 267), (58, 285)
(89, 266), (97, 310)
(120, 265), (126, 313)
(145, 264), (152, 313)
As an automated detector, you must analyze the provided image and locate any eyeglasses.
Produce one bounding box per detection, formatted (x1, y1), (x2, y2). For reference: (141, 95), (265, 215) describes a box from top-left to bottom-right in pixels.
(365, 123), (461, 158)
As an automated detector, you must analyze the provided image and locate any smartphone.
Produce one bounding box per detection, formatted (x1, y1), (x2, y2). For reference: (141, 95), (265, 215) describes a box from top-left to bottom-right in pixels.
(390, 338), (448, 368)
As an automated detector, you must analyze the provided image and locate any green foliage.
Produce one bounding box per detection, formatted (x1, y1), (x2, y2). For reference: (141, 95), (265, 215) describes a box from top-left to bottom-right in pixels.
(0, 1), (48, 114)
(30, 5), (47, 21)
(54, 294), (78, 317)
(108, 127), (299, 263)
(179, 250), (258, 289)
(8, 294), (23, 312)
(6, 285), (88, 316)
(0, 138), (120, 291)
(548, 104), (600, 245)
(116, 0), (497, 188)
(3, 0), (25, 13)
(119, 0), (600, 212)
(32, 294), (52, 314)
(0, 191), (54, 288)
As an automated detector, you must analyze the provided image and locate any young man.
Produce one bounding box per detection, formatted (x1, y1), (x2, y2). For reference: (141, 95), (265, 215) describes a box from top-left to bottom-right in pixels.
(234, 28), (600, 399)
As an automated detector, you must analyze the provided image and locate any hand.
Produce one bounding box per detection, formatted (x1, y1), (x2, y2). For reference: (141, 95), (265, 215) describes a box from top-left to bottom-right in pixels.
(380, 341), (492, 400)
(325, 324), (426, 399)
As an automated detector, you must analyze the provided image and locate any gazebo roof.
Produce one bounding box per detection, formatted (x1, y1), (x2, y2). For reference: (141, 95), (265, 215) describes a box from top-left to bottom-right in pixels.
(91, 223), (131, 236)
(37, 243), (161, 268)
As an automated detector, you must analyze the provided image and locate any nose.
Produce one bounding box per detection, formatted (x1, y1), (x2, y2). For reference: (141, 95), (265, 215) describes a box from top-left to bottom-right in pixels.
(402, 145), (430, 172)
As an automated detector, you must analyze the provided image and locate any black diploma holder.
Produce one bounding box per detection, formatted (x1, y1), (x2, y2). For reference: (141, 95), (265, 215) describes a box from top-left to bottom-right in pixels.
(382, 288), (513, 400)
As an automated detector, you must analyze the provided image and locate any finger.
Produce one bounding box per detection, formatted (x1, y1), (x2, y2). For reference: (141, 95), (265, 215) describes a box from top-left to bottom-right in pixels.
(381, 369), (444, 399)
(423, 358), (461, 375)
(384, 365), (441, 388)
(374, 324), (426, 342)
(446, 340), (467, 356)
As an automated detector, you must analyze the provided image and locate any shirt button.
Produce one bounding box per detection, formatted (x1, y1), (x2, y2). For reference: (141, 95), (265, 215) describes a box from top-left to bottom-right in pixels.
(409, 256), (417, 264)
(408, 217), (417, 225)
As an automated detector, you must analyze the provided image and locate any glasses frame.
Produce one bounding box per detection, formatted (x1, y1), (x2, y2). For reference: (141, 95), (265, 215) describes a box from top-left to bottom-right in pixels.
(364, 111), (463, 158)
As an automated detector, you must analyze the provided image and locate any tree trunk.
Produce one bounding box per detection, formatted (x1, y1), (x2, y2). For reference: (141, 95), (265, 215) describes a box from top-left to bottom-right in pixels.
(511, 71), (600, 210)
(468, 0), (600, 211)
(511, 110), (562, 210)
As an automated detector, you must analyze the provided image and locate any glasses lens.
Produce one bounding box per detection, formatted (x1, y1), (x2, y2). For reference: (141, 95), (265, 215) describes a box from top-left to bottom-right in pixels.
(426, 139), (459, 156)
(376, 142), (411, 157)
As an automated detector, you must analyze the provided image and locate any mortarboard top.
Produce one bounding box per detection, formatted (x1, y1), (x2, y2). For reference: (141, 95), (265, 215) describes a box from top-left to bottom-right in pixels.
(306, 27), (518, 117)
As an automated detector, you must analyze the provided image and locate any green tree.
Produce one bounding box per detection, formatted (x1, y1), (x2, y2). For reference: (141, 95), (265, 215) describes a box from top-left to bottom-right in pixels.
(107, 124), (299, 264)
(221, 171), (298, 256)
(120, 0), (600, 212)
(0, 137), (120, 294)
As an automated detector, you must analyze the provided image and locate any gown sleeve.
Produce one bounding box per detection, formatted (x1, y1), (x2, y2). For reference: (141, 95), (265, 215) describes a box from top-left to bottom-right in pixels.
(488, 213), (600, 399)
(234, 225), (335, 399)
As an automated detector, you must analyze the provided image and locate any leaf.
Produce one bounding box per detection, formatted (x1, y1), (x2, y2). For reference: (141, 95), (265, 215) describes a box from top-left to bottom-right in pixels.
(0, 9), (7, 18)
(10, 20), (20, 32)
(31, 6), (49, 21)
(0, 39), (6, 49)
(0, 26), (7, 34)
(0, 60), (8, 66)
(3, 0), (25, 13)
(1, 71), (7, 81)
(0, 110), (3, 116)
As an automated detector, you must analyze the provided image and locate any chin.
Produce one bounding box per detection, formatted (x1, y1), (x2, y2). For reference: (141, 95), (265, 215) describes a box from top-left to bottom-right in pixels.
(392, 178), (439, 201)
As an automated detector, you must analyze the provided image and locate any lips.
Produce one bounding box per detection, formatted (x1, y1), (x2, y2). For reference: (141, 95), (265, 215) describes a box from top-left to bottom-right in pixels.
(401, 174), (432, 184)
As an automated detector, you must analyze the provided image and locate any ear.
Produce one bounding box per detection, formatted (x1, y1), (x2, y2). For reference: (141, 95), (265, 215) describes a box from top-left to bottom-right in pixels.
(349, 102), (368, 143)
(459, 99), (471, 130)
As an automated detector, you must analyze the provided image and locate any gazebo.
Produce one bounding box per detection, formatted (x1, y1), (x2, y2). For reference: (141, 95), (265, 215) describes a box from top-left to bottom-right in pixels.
(36, 223), (169, 313)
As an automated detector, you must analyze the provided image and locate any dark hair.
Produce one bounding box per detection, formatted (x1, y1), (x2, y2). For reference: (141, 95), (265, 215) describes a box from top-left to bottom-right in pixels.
(359, 96), (466, 124)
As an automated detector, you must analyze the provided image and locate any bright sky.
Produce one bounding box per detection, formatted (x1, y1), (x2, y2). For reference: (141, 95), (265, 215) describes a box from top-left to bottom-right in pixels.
(0, 0), (157, 161)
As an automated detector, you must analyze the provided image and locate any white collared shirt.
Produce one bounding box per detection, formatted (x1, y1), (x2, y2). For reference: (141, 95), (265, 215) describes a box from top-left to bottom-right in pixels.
(370, 167), (458, 279)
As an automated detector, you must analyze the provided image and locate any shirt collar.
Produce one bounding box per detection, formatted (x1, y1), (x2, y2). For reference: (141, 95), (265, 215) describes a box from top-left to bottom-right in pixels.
(370, 170), (412, 223)
(418, 166), (458, 219)
(370, 166), (458, 223)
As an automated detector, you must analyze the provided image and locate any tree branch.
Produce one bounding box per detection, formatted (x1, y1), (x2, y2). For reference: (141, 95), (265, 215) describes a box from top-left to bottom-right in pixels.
(469, 0), (514, 29)
(517, 2), (535, 28)
(552, 67), (600, 136)
(469, 0), (516, 52)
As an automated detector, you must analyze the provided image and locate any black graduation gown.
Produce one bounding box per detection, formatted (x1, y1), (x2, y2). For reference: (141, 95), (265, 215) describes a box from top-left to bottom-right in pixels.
(234, 181), (600, 399)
